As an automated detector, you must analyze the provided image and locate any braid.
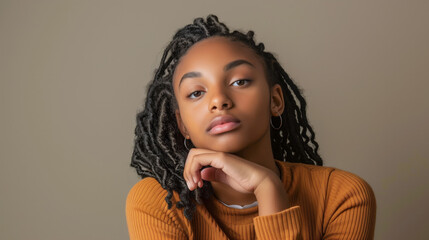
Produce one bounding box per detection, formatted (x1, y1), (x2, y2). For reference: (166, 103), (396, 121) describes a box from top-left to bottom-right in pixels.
(131, 14), (323, 220)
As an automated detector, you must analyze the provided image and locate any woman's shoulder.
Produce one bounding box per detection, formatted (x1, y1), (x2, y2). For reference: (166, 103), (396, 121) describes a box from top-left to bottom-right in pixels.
(282, 162), (375, 204)
(280, 161), (368, 182)
(277, 160), (337, 183)
(126, 177), (171, 209)
(126, 179), (191, 238)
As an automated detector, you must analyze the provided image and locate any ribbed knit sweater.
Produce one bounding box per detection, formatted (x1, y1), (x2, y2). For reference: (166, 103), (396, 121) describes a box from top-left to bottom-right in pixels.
(126, 161), (376, 239)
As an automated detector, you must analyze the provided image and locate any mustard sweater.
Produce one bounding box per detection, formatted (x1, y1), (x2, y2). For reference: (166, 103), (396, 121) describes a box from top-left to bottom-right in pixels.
(126, 161), (376, 239)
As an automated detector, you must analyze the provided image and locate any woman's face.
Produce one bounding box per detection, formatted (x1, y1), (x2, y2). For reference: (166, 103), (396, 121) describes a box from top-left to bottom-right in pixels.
(172, 37), (283, 153)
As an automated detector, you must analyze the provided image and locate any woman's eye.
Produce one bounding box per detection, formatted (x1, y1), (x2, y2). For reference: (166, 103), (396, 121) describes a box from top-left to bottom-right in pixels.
(232, 79), (251, 86)
(188, 91), (203, 99)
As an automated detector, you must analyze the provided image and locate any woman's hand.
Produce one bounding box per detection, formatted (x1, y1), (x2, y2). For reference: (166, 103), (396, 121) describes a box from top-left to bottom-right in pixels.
(183, 148), (291, 215)
(183, 148), (274, 193)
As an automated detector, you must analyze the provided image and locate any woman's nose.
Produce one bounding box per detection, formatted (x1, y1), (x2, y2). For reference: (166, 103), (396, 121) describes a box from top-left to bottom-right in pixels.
(209, 89), (233, 112)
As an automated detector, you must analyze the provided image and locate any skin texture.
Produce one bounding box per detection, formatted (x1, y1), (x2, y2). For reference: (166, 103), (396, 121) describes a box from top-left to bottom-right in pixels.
(172, 37), (290, 216)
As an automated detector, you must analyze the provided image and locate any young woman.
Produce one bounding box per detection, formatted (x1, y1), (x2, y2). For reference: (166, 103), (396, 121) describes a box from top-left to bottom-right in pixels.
(126, 15), (376, 240)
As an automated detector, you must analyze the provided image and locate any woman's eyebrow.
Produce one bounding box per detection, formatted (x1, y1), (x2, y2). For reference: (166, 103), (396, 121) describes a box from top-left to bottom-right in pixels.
(179, 59), (255, 88)
(179, 72), (202, 87)
(224, 59), (255, 72)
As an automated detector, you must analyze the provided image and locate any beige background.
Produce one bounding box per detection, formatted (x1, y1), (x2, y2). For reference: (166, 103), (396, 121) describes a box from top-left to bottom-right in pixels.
(1, 0), (428, 239)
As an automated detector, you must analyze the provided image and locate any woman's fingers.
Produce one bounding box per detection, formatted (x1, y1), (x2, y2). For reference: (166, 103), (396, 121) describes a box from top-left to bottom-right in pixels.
(184, 151), (221, 190)
(184, 149), (204, 190)
(184, 149), (259, 193)
(200, 167), (227, 183)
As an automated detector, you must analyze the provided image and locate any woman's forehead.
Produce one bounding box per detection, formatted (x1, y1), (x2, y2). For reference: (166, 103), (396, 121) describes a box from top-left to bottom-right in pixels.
(181, 37), (258, 62)
(172, 37), (263, 82)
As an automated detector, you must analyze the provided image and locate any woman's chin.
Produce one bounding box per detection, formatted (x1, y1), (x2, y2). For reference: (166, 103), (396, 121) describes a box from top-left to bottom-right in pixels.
(199, 143), (246, 153)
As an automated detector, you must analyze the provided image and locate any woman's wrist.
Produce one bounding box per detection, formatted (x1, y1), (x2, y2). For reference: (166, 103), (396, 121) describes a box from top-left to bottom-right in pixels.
(254, 173), (291, 216)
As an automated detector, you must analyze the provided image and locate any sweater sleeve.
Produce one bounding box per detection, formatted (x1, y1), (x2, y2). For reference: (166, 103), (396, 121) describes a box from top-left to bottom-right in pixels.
(253, 205), (303, 239)
(323, 169), (377, 240)
(126, 178), (188, 240)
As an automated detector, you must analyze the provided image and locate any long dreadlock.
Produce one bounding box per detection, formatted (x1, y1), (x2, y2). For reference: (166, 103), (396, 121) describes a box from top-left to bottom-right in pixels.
(130, 14), (323, 220)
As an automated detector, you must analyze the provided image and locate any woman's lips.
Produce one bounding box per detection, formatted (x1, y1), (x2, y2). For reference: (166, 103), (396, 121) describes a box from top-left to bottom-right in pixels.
(208, 121), (241, 135)
(207, 115), (241, 135)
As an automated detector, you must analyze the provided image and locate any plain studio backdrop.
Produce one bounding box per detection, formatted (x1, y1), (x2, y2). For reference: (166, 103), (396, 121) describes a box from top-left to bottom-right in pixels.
(1, 0), (428, 239)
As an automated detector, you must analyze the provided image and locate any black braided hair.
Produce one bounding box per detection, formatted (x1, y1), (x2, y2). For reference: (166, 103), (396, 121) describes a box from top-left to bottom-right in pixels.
(130, 14), (323, 220)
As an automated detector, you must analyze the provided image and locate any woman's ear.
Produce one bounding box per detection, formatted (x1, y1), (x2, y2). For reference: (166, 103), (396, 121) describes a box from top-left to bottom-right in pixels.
(175, 109), (188, 138)
(270, 84), (285, 116)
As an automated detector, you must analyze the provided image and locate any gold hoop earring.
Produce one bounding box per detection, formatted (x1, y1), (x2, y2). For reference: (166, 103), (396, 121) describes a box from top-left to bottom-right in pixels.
(270, 110), (283, 130)
(184, 136), (191, 151)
